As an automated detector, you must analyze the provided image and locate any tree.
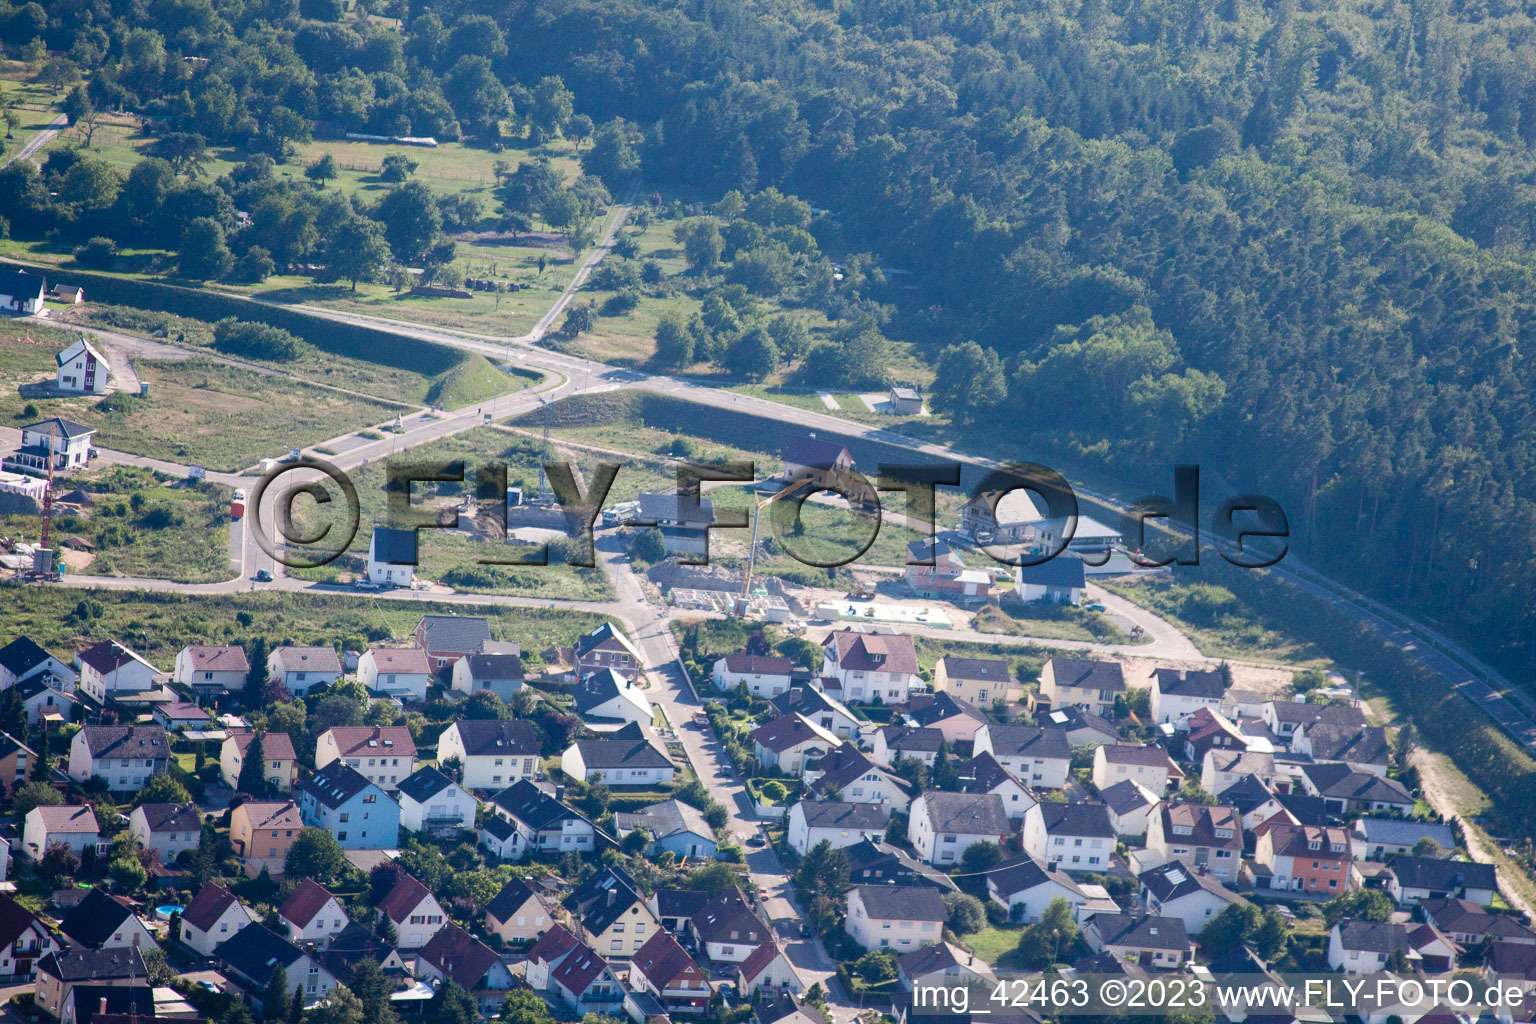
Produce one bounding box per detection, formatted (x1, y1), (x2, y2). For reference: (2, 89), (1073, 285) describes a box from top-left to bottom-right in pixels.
(1323, 888), (1394, 926)
(677, 220), (723, 272)
(463, 691), (507, 720)
(149, 132), (211, 178)
(380, 154), (417, 182)
(724, 327), (778, 380)
(529, 76), (574, 136)
(244, 637), (271, 707)
(1412, 837), (1445, 858)
(286, 826), (346, 883)
(238, 731), (269, 796)
(347, 960), (400, 1024)
(60, 158), (121, 212)
(958, 841), (1002, 896)
(376, 182), (442, 264)
(628, 527), (666, 565)
(109, 846), (148, 891)
(686, 861), (745, 899)
(500, 990), (554, 1024)
(40, 842), (79, 881)
(178, 217), (232, 280)
(1015, 897), (1077, 968)
(932, 341), (1007, 427)
(29, 724), (50, 781)
(13, 780), (63, 817)
(262, 966), (292, 1024)
(444, 56), (509, 140)
(1199, 903), (1286, 961)
(304, 985), (364, 1024)
(559, 302), (596, 339)
(942, 891), (986, 934)
(327, 214), (391, 290)
(653, 315), (694, 369)
(423, 981), (478, 1024)
(235, 246), (277, 283)
(136, 774), (192, 805)
(305, 153), (339, 185)
(581, 119), (642, 189)
(75, 236), (118, 268)
(767, 315), (810, 361)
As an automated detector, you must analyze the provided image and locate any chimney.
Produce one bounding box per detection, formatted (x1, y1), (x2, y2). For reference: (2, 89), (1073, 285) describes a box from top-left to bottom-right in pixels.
(100, 998), (108, 1017)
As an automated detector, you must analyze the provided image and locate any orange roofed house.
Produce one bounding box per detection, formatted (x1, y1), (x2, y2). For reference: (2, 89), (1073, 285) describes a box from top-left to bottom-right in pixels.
(1252, 824), (1354, 894)
(230, 801), (302, 878)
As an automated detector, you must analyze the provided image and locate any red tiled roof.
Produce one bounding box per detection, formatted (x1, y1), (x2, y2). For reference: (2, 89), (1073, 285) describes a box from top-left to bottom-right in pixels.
(280, 879), (340, 929)
(182, 883), (242, 932)
(377, 875), (434, 924)
(324, 726), (417, 759)
(419, 923), (499, 990)
(230, 731), (297, 762)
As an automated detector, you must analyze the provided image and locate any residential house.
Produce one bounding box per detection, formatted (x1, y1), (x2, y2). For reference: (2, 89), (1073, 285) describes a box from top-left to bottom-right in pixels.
(713, 654), (796, 698)
(932, 658), (1014, 709)
(1092, 744), (1181, 793)
(228, 801), (301, 877)
(738, 943), (804, 999)
(649, 890), (712, 934)
(365, 527), (416, 589)
(50, 284), (84, 304)
(572, 668), (652, 726)
(806, 745), (914, 813)
(357, 647), (432, 702)
(1300, 763), (1414, 815)
(1037, 658), (1125, 717)
(1138, 864), (1249, 933)
(1421, 898), (1536, 947)
(562, 722), (675, 785)
(549, 940), (623, 1015)
(126, 803), (200, 862)
(6, 418), (95, 476)
(75, 641), (158, 701)
(488, 779), (596, 857)
(266, 646), (342, 697)
(780, 435), (853, 485)
(0, 270), (47, 315)
(60, 985), (156, 1024)
(908, 791), (1012, 866)
(68, 726), (169, 791)
(178, 883), (254, 957)
(843, 840), (959, 892)
(897, 942), (994, 991)
(1023, 802), (1115, 874)
(58, 890), (154, 951)
(958, 487), (1039, 543)
(484, 877), (554, 944)
(906, 692), (989, 745)
(415, 923), (513, 1013)
(449, 651), (524, 701)
(564, 866), (659, 959)
(1387, 856), (1497, 906)
(785, 801), (887, 856)
(986, 854), (1093, 922)
(904, 540), (991, 604)
(1350, 818), (1456, 861)
(0, 731), (32, 796)
(1037, 705), (1120, 748)
(1028, 515), (1122, 557)
(1262, 700), (1365, 740)
(0, 894), (61, 979)
(1181, 707), (1247, 764)
(296, 762), (400, 850)
(1084, 914), (1192, 969)
(614, 799), (717, 860)
(1012, 557), (1086, 605)
(569, 622), (645, 682)
(846, 886), (946, 952)
(16, 676), (77, 725)
(314, 725), (417, 792)
(1100, 780), (1160, 838)
(750, 714), (839, 775)
(690, 888), (771, 964)
(23, 804), (98, 861)
(436, 718), (540, 791)
(771, 685), (863, 739)
(377, 873), (448, 949)
(635, 490), (718, 558)
(151, 702), (210, 732)
(279, 879), (350, 948)
(217, 925), (338, 1006)
(1327, 920), (1414, 973)
(1149, 668), (1225, 726)
(1202, 749), (1276, 795)
(219, 731), (298, 792)
(0, 636), (76, 690)
(413, 615), (492, 674)
(54, 339), (109, 394)
(873, 725), (943, 766)
(316, 921), (405, 989)
(958, 753), (1038, 820)
(173, 645), (248, 697)
(35, 948), (148, 1020)
(1144, 803), (1243, 880)
(1252, 823), (1353, 894)
(1294, 722), (1390, 776)
(972, 723), (1072, 788)
(820, 630), (921, 703)
(396, 766), (476, 834)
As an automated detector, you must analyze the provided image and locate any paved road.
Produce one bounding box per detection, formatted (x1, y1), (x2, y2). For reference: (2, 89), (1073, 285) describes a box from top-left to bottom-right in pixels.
(0, 113), (66, 169)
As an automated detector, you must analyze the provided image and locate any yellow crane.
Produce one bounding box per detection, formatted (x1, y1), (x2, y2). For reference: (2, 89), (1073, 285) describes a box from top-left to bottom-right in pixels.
(739, 478), (807, 604)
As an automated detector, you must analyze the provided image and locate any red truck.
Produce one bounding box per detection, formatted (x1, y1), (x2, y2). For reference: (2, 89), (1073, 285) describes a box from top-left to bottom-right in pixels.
(231, 488), (247, 521)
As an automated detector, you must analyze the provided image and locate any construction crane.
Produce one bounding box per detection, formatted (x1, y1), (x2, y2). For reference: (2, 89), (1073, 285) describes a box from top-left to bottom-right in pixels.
(740, 478), (812, 604)
(39, 455), (55, 553)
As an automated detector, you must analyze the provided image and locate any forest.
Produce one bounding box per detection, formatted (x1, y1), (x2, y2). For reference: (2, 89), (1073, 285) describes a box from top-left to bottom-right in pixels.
(1, 0), (1534, 670)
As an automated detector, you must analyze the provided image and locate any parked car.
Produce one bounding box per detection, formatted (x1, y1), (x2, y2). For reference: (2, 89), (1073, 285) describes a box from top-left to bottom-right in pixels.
(254, 569), (273, 582)
(354, 578), (377, 590)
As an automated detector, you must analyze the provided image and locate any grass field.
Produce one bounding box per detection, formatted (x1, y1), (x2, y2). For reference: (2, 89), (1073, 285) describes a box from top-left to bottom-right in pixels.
(0, 61), (65, 157)
(961, 925), (1027, 968)
(16, 465), (236, 584)
(0, 587), (612, 671)
(0, 354), (401, 471)
(971, 603), (1136, 644)
(1102, 578), (1329, 665)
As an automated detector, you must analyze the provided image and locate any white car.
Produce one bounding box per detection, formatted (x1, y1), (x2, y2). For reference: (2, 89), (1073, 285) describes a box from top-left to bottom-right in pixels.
(353, 578), (378, 590)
